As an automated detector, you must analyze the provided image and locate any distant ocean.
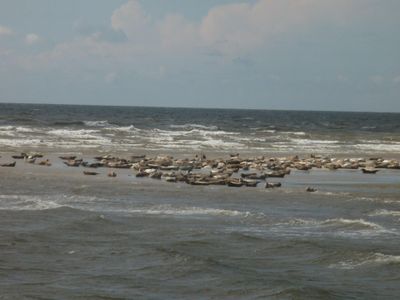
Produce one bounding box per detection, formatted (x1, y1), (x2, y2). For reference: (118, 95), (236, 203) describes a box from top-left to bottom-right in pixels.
(1, 103), (400, 155)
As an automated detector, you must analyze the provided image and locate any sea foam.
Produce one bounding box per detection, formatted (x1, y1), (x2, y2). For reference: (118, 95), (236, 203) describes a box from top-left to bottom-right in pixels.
(329, 253), (400, 270)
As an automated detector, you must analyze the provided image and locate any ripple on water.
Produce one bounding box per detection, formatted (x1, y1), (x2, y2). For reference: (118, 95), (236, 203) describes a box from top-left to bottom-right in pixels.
(329, 253), (400, 270)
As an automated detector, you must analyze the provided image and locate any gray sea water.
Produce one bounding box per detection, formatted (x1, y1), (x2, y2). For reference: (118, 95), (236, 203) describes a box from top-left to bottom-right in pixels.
(1, 104), (400, 299)
(1, 164), (400, 299)
(1, 103), (400, 156)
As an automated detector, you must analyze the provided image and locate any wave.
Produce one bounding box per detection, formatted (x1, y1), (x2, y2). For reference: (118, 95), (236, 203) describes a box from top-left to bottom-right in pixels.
(281, 218), (385, 231)
(352, 196), (400, 204)
(52, 121), (85, 126)
(48, 128), (99, 136)
(361, 126), (377, 130)
(1, 119), (399, 154)
(259, 129), (277, 133)
(0, 195), (255, 219)
(83, 120), (113, 127)
(0, 137), (44, 147)
(0, 125), (14, 131)
(169, 124), (219, 131)
(0, 126), (41, 135)
(290, 138), (340, 145)
(354, 142), (400, 152)
(282, 131), (307, 136)
(329, 253), (400, 269)
(123, 205), (253, 217)
(106, 125), (141, 132)
(0, 194), (63, 211)
(321, 218), (383, 230)
(0, 194), (105, 211)
(369, 209), (400, 217)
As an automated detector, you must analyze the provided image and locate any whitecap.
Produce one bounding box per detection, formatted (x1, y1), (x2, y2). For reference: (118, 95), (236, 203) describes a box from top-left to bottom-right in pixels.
(0, 195), (62, 211)
(169, 124), (219, 131)
(329, 253), (400, 270)
(48, 129), (100, 139)
(0, 194), (106, 211)
(107, 125), (141, 132)
(354, 143), (400, 152)
(321, 218), (383, 230)
(279, 217), (385, 231)
(290, 138), (340, 145)
(281, 131), (307, 136)
(124, 205), (252, 217)
(369, 209), (400, 217)
(83, 120), (113, 127)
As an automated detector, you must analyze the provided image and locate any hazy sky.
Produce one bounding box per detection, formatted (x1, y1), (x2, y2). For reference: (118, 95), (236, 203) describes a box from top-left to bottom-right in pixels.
(0, 0), (399, 111)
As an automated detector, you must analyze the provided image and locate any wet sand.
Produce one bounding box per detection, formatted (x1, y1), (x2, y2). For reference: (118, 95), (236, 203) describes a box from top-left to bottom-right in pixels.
(1, 152), (399, 196)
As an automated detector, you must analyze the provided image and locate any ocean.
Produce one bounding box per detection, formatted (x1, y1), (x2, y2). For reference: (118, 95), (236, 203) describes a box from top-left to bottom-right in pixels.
(0, 103), (400, 299)
(1, 103), (400, 156)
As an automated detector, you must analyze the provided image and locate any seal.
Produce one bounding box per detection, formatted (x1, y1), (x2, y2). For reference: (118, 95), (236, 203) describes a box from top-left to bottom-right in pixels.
(242, 179), (260, 187)
(83, 171), (98, 176)
(64, 160), (81, 167)
(265, 182), (282, 188)
(25, 157), (36, 164)
(227, 178), (243, 187)
(361, 168), (379, 174)
(1, 161), (16, 167)
(59, 155), (76, 160)
(108, 171), (117, 177)
(38, 159), (52, 166)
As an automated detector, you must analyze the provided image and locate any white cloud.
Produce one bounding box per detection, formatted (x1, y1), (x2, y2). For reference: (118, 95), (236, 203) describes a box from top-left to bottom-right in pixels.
(393, 76), (400, 84)
(12, 0), (384, 71)
(111, 0), (152, 40)
(337, 74), (349, 83)
(370, 75), (384, 85)
(159, 14), (199, 52)
(25, 33), (40, 45)
(108, 0), (354, 56)
(0, 25), (13, 36)
(196, 0), (358, 56)
(105, 72), (117, 83)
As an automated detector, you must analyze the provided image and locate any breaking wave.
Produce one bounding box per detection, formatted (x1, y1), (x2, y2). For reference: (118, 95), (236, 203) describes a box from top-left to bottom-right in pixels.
(123, 205), (253, 217)
(0, 195), (256, 219)
(169, 124), (219, 131)
(83, 120), (113, 127)
(329, 253), (400, 269)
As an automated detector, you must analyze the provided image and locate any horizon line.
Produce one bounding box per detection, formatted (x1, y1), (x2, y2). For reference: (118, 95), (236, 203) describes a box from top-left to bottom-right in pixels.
(0, 100), (399, 114)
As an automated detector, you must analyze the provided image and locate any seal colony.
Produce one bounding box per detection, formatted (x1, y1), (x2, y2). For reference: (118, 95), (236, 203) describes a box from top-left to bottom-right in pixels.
(1, 152), (399, 190)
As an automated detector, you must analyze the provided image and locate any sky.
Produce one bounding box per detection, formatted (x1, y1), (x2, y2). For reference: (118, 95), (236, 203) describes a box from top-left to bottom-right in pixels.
(0, 0), (399, 112)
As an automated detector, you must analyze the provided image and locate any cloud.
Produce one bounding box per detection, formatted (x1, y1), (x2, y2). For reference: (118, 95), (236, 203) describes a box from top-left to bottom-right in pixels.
(195, 0), (359, 56)
(393, 76), (400, 84)
(25, 33), (40, 45)
(105, 72), (117, 83)
(370, 75), (384, 85)
(10, 0), (396, 71)
(159, 14), (199, 52)
(111, 0), (152, 41)
(0, 25), (13, 36)
(146, 0), (360, 57)
(73, 19), (127, 43)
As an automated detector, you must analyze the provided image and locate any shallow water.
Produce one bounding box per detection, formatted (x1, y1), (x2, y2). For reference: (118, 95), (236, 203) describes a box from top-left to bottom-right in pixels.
(0, 164), (399, 299)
